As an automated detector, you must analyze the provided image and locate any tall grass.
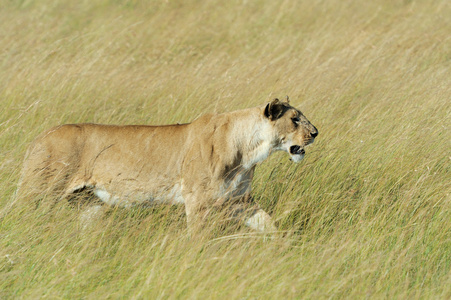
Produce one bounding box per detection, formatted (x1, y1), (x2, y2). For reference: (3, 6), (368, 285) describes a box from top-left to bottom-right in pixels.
(1, 0), (450, 298)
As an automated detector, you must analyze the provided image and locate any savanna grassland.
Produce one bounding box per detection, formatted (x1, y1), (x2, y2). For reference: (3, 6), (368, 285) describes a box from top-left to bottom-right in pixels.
(0, 0), (450, 298)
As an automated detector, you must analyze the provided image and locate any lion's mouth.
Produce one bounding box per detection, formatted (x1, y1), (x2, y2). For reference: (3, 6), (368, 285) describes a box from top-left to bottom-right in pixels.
(289, 145), (305, 156)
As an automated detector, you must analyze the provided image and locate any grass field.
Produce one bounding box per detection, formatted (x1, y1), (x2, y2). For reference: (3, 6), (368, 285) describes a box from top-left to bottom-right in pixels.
(1, 0), (450, 298)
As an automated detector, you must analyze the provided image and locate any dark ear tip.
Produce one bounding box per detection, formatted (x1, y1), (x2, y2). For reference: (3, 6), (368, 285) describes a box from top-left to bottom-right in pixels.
(264, 103), (271, 118)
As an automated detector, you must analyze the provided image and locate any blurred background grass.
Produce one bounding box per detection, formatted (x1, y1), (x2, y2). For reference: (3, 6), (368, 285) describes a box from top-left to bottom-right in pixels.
(0, 0), (450, 298)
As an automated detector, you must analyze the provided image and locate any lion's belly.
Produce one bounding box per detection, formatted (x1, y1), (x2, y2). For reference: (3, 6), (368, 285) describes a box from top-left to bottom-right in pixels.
(93, 183), (185, 207)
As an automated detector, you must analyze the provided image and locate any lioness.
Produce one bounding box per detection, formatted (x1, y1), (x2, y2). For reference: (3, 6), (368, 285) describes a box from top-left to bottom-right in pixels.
(19, 98), (318, 232)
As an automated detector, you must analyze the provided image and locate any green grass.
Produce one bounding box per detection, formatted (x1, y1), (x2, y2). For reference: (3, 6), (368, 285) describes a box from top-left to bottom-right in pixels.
(1, 0), (450, 298)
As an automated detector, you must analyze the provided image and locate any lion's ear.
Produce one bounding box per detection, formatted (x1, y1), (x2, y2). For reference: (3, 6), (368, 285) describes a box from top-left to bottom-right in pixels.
(264, 98), (285, 120)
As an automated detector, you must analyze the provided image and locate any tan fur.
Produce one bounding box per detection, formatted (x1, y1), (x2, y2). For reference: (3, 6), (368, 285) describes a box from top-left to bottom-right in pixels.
(18, 99), (318, 232)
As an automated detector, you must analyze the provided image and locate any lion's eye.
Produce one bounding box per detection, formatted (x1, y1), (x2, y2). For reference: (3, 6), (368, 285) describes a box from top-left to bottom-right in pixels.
(292, 117), (300, 127)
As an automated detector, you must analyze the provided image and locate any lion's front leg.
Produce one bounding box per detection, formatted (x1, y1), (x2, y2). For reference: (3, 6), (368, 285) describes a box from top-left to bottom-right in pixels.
(223, 196), (277, 233)
(183, 185), (277, 234)
(183, 185), (221, 234)
(184, 193), (210, 233)
(244, 208), (277, 232)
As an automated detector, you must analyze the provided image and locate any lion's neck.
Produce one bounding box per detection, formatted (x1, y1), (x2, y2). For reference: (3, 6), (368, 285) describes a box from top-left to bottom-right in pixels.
(230, 108), (276, 169)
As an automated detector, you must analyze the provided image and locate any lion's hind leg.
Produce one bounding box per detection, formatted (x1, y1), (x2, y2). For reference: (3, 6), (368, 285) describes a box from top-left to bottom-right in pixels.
(17, 141), (84, 212)
(57, 182), (107, 229)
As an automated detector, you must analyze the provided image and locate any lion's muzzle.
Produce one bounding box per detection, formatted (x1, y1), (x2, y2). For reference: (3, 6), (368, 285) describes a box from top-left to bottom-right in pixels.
(290, 145), (305, 155)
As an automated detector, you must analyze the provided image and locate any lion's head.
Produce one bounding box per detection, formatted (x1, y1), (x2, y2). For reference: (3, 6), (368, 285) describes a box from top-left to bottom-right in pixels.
(264, 98), (318, 162)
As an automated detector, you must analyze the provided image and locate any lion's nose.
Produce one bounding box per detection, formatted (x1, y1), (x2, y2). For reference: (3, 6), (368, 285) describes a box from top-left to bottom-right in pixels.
(311, 127), (318, 138)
